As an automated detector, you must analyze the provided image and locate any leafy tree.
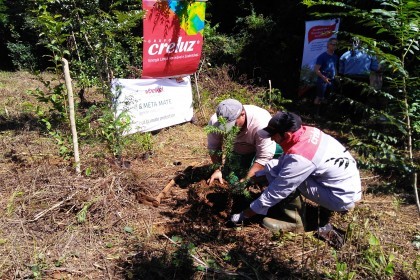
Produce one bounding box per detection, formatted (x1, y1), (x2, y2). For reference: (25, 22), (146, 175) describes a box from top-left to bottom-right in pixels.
(1, 1), (41, 70)
(0, 0), (6, 24)
(302, 0), (419, 212)
(20, 0), (146, 162)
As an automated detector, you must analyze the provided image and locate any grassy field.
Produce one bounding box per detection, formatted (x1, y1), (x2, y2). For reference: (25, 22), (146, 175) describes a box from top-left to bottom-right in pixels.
(0, 71), (419, 279)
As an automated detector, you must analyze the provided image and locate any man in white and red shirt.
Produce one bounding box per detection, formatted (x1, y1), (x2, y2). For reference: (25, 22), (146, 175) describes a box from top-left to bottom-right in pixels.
(207, 99), (280, 185)
(230, 111), (362, 233)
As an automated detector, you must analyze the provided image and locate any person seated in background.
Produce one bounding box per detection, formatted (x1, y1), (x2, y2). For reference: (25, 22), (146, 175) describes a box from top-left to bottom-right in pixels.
(339, 37), (381, 88)
(230, 112), (362, 241)
(207, 99), (282, 186)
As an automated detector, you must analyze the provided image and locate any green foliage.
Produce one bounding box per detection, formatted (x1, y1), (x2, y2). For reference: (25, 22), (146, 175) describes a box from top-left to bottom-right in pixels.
(28, 80), (68, 122)
(26, 74), (77, 159)
(97, 109), (131, 158)
(125, 131), (154, 154)
(362, 233), (396, 277)
(233, 9), (278, 84)
(0, 0), (7, 25)
(204, 116), (239, 168)
(327, 250), (356, 280)
(302, 0), (419, 193)
(202, 23), (238, 66)
(6, 27), (37, 71)
(232, 9), (276, 70)
(72, 60), (101, 89)
(6, 41), (36, 71)
(17, 2), (81, 160)
(124, 226), (134, 234)
(170, 236), (218, 272)
(169, 235), (195, 272)
(30, 252), (47, 279)
(347, 125), (409, 173)
(323, 214), (404, 279)
(258, 87), (293, 112)
(76, 199), (97, 223)
(18, 0), (150, 162)
(204, 117), (239, 168)
(6, 190), (24, 216)
(204, 117), (252, 197)
(34, 2), (71, 69)
(49, 130), (72, 159)
(1, 2), (41, 70)
(26, 77), (76, 159)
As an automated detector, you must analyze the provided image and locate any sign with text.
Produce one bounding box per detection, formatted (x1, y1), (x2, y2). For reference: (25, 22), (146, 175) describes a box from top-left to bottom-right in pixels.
(299, 18), (340, 90)
(142, 0), (206, 78)
(112, 77), (193, 134)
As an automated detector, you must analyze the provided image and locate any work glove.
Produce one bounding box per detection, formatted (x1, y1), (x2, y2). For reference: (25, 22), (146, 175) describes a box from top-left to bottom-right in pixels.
(230, 212), (246, 224)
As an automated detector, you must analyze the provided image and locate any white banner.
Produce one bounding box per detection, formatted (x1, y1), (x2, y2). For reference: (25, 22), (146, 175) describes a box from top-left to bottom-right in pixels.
(300, 19), (340, 88)
(112, 77), (193, 134)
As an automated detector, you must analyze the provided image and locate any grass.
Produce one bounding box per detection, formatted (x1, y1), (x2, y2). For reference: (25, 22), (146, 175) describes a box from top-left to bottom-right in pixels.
(0, 70), (419, 279)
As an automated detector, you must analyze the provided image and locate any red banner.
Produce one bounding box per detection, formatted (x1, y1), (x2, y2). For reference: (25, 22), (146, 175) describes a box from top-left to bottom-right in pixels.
(308, 23), (337, 44)
(142, 0), (206, 78)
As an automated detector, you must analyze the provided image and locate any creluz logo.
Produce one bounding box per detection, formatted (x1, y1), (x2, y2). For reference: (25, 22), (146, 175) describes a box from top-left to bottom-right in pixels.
(148, 37), (196, 55)
(308, 24), (337, 43)
(145, 86), (164, 94)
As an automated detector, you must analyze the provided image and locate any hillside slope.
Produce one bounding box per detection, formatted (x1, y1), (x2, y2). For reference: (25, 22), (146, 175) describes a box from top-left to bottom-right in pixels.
(0, 71), (419, 279)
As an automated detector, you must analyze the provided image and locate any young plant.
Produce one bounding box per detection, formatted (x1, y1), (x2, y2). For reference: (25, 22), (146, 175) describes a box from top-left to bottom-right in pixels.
(362, 233), (395, 278)
(97, 109), (132, 159)
(27, 82), (73, 159)
(6, 190), (24, 216)
(76, 198), (98, 224)
(328, 250), (356, 280)
(204, 116), (250, 197)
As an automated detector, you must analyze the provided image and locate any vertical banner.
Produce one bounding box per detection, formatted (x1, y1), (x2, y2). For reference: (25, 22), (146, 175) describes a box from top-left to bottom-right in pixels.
(299, 19), (340, 95)
(142, 0), (206, 78)
(112, 77), (193, 134)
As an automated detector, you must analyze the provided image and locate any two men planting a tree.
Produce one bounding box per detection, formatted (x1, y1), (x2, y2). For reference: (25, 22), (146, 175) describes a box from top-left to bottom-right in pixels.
(206, 99), (283, 187)
(207, 99), (362, 247)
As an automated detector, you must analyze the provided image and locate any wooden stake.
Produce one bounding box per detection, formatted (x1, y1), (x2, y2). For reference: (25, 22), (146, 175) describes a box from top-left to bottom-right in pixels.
(62, 58), (81, 174)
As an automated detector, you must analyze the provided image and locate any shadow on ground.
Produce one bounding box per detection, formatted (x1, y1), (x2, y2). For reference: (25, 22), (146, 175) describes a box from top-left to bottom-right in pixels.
(121, 164), (330, 279)
(0, 114), (40, 132)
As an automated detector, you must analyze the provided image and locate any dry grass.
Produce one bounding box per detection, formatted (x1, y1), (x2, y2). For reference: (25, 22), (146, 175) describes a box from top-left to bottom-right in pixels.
(0, 71), (419, 279)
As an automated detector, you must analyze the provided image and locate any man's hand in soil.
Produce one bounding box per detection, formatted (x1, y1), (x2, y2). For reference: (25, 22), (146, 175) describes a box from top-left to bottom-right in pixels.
(207, 169), (224, 186)
(230, 212), (246, 224)
(230, 208), (256, 224)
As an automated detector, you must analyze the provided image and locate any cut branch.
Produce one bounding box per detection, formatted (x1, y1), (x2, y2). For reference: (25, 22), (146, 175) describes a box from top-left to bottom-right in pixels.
(62, 58), (81, 174)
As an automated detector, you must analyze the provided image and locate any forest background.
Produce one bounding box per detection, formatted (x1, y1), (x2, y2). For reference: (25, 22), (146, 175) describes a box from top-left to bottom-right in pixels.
(0, 0), (419, 279)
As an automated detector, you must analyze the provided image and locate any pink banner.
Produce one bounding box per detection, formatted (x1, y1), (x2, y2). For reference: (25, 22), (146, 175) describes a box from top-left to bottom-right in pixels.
(142, 0), (206, 78)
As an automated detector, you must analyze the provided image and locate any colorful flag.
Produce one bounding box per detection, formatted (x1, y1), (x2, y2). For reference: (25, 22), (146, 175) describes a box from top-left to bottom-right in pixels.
(142, 0), (206, 78)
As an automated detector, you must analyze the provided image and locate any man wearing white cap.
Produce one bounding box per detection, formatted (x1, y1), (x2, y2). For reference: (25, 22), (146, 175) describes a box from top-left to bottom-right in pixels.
(230, 111), (362, 235)
(207, 99), (280, 185)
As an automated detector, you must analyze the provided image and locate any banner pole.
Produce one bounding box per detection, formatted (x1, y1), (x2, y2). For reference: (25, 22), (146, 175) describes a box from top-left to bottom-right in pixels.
(194, 72), (206, 120)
